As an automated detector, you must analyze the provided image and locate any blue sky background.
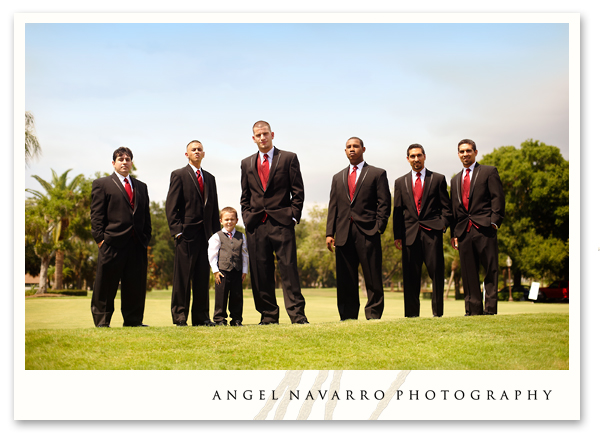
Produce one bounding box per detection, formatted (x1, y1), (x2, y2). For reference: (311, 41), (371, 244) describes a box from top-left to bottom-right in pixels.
(25, 22), (569, 221)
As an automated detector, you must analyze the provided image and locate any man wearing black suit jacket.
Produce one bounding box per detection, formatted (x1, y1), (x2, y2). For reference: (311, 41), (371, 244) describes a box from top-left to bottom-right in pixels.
(450, 139), (505, 316)
(91, 147), (152, 327)
(393, 144), (452, 318)
(326, 137), (391, 320)
(240, 121), (308, 325)
(166, 140), (220, 326)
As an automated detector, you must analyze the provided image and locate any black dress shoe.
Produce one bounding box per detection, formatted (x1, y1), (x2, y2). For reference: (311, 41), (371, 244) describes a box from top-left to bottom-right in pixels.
(258, 321), (278, 325)
(231, 320), (243, 327)
(294, 318), (310, 324)
(175, 321), (188, 326)
(194, 320), (216, 326)
(97, 324), (110, 328)
(123, 323), (149, 327)
(214, 321), (227, 326)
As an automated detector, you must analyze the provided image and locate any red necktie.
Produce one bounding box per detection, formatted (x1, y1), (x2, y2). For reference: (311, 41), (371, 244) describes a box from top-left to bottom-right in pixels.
(124, 177), (134, 208)
(413, 171), (423, 214)
(228, 231), (233, 239)
(462, 168), (471, 211)
(259, 153), (269, 190)
(196, 169), (205, 198)
(348, 166), (358, 200)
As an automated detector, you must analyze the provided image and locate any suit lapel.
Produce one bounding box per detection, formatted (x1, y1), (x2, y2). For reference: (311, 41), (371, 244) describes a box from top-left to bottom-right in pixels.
(456, 167), (475, 211)
(404, 172), (419, 217)
(130, 176), (139, 214)
(202, 172), (210, 207)
(420, 170), (433, 212)
(110, 173), (132, 209)
(351, 163), (369, 205)
(469, 163), (480, 199)
(455, 173), (464, 209)
(251, 152), (263, 192)
(186, 165), (204, 203)
(342, 167), (350, 202)
(265, 148), (280, 191)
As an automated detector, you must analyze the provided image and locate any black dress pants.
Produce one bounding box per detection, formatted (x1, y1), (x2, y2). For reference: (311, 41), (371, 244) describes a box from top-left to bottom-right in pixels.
(458, 225), (499, 315)
(91, 237), (147, 327)
(402, 228), (445, 317)
(171, 230), (211, 325)
(246, 217), (306, 324)
(335, 222), (384, 320)
(213, 269), (244, 323)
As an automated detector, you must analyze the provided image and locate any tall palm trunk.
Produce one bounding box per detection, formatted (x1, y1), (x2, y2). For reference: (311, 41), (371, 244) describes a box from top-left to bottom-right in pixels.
(54, 249), (64, 289)
(445, 269), (455, 300)
(445, 258), (459, 299)
(36, 255), (50, 295)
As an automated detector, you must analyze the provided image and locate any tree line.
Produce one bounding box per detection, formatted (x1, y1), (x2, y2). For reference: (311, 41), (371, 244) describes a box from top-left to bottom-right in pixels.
(25, 138), (568, 295)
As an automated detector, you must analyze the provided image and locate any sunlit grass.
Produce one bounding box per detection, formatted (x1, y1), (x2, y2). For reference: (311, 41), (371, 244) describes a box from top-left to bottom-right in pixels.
(25, 288), (568, 370)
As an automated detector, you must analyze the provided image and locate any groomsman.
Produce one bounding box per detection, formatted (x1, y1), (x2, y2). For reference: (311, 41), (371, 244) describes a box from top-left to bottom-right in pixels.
(240, 121), (309, 325)
(393, 144), (451, 317)
(450, 139), (505, 316)
(166, 140), (220, 326)
(90, 147), (152, 327)
(326, 137), (391, 320)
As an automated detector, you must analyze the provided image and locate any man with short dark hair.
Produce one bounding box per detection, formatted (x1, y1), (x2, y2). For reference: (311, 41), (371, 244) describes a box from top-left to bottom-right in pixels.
(240, 121), (308, 325)
(90, 147), (152, 327)
(166, 140), (220, 326)
(326, 137), (391, 320)
(450, 139), (505, 315)
(393, 144), (451, 317)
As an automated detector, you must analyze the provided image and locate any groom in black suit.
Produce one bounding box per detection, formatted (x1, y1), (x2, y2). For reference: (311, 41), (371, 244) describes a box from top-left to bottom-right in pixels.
(166, 140), (220, 326)
(326, 137), (391, 320)
(240, 121), (308, 325)
(90, 147), (152, 327)
(393, 144), (452, 318)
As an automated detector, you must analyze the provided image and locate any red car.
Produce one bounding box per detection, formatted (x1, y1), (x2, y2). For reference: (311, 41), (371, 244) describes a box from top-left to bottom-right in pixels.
(537, 280), (569, 302)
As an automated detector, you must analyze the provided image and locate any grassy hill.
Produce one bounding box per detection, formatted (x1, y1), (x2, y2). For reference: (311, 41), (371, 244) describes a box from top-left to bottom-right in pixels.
(24, 288), (569, 370)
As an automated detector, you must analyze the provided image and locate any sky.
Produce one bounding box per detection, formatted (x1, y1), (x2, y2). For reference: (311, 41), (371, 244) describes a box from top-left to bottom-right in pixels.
(23, 21), (569, 222)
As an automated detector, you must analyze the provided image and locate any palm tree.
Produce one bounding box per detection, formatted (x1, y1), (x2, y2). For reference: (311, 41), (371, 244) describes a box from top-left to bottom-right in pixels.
(25, 112), (41, 166)
(26, 169), (85, 293)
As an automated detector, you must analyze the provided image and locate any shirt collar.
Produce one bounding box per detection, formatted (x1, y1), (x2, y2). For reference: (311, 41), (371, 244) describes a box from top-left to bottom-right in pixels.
(349, 160), (365, 172)
(412, 167), (427, 179)
(258, 147), (274, 160)
(463, 161), (477, 175)
(189, 163), (202, 175)
(115, 172), (131, 186)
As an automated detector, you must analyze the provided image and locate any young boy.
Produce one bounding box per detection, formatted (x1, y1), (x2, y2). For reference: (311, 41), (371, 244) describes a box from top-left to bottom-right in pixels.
(207, 207), (248, 326)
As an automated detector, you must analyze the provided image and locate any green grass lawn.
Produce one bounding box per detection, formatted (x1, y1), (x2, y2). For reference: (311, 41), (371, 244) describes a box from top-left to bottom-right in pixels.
(25, 288), (569, 370)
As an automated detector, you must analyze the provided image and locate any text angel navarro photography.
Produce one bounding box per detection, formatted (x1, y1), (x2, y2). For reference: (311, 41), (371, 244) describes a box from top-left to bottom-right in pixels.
(212, 389), (553, 402)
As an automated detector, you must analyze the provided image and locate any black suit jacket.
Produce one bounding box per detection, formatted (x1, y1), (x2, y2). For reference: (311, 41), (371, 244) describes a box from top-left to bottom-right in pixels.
(326, 163), (391, 246)
(393, 169), (452, 246)
(240, 147), (304, 232)
(450, 163), (505, 239)
(90, 173), (152, 248)
(165, 165), (220, 242)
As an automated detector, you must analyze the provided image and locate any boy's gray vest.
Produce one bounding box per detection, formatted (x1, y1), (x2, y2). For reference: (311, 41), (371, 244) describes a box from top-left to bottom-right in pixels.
(217, 230), (243, 271)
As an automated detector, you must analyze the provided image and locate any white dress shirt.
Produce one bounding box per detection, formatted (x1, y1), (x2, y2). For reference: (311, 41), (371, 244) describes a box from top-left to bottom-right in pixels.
(115, 172), (134, 194)
(412, 167), (427, 187)
(348, 160), (365, 185)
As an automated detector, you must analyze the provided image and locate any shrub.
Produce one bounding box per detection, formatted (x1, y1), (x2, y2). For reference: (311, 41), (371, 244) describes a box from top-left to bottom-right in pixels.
(46, 289), (88, 297)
